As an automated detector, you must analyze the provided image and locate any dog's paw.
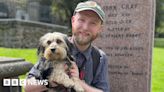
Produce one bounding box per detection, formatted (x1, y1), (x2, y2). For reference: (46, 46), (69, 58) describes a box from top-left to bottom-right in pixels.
(73, 84), (84, 92)
(63, 80), (75, 88)
(74, 86), (84, 92)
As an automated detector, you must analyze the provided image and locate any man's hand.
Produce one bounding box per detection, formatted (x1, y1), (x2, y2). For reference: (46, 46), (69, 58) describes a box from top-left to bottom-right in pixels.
(70, 62), (79, 78)
(48, 81), (58, 88)
(24, 77), (48, 92)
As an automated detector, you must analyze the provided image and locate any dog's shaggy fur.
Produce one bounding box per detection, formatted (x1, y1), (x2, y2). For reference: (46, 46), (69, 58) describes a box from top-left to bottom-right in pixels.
(38, 32), (84, 92)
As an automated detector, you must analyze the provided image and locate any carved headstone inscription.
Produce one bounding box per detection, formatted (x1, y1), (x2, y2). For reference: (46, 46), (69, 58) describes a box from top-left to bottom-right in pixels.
(93, 0), (155, 92)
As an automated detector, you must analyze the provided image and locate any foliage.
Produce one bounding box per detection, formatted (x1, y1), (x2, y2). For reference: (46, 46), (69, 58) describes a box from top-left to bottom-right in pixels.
(39, 0), (87, 35)
(154, 38), (164, 47)
(155, 22), (164, 37)
(51, 0), (86, 26)
(155, 0), (164, 37)
(14, 0), (27, 9)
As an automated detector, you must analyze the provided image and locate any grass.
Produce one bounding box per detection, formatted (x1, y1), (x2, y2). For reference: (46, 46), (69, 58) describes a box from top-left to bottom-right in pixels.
(152, 47), (164, 92)
(0, 47), (37, 64)
(0, 38), (164, 92)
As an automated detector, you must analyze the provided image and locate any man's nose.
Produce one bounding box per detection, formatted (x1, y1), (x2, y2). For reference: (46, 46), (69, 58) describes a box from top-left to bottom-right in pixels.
(83, 23), (89, 31)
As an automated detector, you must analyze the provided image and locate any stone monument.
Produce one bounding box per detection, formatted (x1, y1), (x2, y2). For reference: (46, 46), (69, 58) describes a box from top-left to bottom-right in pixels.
(93, 0), (155, 92)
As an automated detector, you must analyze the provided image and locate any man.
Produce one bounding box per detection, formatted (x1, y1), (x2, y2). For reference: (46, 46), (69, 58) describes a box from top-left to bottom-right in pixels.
(24, 1), (109, 92)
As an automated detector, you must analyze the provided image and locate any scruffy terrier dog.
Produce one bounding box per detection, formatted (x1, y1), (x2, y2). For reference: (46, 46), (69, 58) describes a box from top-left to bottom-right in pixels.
(38, 32), (84, 92)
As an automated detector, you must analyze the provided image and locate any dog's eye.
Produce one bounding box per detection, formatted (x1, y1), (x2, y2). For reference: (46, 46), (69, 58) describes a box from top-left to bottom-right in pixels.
(56, 39), (62, 44)
(47, 40), (51, 45)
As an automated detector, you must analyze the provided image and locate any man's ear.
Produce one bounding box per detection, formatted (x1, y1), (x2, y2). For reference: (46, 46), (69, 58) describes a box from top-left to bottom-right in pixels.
(98, 24), (104, 33)
(71, 16), (75, 24)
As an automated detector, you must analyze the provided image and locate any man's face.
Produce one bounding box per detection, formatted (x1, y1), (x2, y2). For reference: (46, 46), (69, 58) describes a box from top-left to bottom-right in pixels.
(71, 10), (103, 46)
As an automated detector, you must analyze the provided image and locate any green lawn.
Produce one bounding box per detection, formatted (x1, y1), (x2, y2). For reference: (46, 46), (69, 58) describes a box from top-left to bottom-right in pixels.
(0, 47), (37, 64)
(0, 40), (164, 92)
(152, 47), (164, 92)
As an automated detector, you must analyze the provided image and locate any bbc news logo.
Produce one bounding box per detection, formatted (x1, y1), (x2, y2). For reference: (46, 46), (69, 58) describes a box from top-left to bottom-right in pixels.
(3, 79), (48, 86)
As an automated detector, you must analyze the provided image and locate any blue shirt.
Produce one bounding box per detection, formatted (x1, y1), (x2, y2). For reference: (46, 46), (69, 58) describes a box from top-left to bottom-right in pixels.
(27, 44), (110, 92)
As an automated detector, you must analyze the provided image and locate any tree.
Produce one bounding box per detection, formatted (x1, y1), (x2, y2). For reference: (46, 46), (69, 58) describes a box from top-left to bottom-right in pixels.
(38, 0), (87, 26)
(51, 0), (87, 26)
(155, 0), (164, 37)
(14, 0), (27, 10)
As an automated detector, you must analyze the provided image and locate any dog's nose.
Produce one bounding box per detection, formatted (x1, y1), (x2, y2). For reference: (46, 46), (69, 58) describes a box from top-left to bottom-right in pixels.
(51, 48), (56, 53)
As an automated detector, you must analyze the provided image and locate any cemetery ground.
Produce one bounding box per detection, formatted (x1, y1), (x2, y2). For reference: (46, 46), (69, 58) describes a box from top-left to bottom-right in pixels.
(0, 38), (163, 92)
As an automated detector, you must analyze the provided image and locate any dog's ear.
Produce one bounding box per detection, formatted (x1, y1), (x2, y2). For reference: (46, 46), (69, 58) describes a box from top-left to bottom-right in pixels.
(67, 54), (75, 61)
(37, 33), (50, 56)
(37, 44), (45, 56)
(64, 36), (76, 63)
(64, 36), (73, 52)
(37, 35), (45, 56)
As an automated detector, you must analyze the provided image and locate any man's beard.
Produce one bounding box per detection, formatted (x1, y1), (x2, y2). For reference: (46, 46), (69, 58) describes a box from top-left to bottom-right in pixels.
(73, 32), (97, 46)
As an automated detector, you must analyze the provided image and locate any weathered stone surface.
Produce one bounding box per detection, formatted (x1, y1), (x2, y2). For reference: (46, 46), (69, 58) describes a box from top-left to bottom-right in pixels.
(94, 0), (155, 92)
(0, 57), (33, 92)
(0, 57), (33, 78)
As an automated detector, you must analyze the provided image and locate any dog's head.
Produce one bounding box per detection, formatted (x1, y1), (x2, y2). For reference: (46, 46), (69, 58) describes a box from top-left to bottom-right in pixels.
(38, 32), (70, 61)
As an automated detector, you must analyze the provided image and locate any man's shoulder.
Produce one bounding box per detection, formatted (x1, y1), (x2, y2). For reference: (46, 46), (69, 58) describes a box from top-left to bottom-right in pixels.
(91, 46), (108, 65)
(91, 46), (106, 57)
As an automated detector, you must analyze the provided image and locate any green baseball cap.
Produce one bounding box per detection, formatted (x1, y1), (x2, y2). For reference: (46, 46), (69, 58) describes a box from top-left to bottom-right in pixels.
(74, 1), (105, 23)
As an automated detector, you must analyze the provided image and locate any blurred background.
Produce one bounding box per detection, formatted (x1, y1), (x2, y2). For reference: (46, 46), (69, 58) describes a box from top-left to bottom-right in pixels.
(0, 0), (87, 27)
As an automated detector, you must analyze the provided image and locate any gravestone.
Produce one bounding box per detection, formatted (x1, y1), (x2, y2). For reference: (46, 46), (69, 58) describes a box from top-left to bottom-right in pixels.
(93, 0), (155, 92)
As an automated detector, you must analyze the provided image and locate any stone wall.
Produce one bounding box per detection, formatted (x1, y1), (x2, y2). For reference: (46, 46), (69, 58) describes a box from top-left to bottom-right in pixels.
(0, 19), (68, 48)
